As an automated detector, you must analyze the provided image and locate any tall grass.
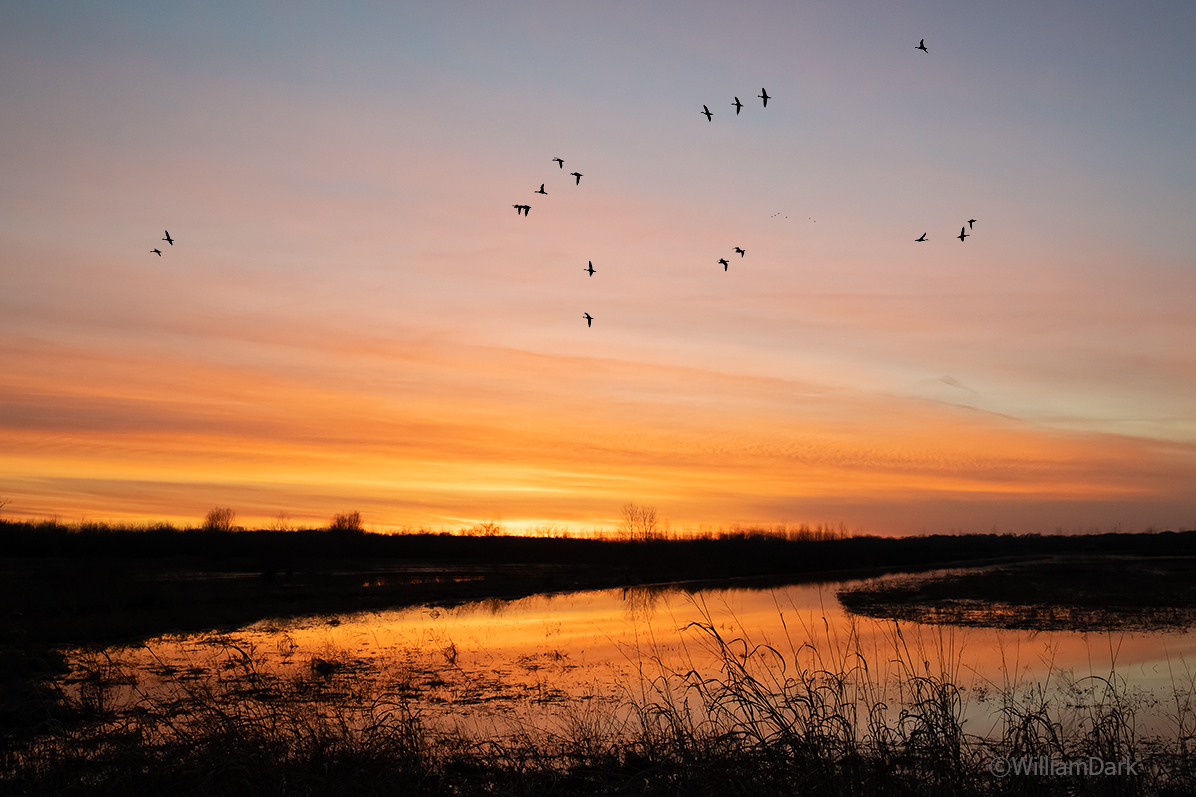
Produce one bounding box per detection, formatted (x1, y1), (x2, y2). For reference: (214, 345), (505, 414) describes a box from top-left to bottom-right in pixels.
(4, 614), (1196, 796)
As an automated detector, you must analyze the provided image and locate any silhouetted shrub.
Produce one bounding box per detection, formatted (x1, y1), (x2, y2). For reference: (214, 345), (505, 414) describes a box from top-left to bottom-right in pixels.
(329, 511), (363, 532)
(202, 507), (236, 532)
(467, 520), (506, 536)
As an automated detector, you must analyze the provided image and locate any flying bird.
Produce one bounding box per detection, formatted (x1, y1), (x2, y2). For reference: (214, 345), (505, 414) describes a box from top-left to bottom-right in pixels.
(916, 39), (928, 53)
(718, 258), (729, 271)
(151, 248), (162, 256)
(915, 233), (927, 242)
(584, 261), (595, 276)
(535, 184), (547, 194)
(570, 172), (582, 185)
(162, 231), (174, 245)
(513, 204), (523, 215)
(583, 313), (593, 327)
(958, 227), (969, 241)
(522, 204), (531, 216)
(552, 157), (564, 168)
(734, 247), (745, 257)
(733, 96), (743, 114)
(701, 104), (712, 121)
(758, 88), (770, 107)
(967, 218), (976, 229)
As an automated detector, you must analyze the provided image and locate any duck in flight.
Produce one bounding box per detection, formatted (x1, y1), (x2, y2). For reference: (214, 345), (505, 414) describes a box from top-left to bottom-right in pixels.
(583, 313), (593, 327)
(733, 97), (743, 115)
(916, 39), (928, 53)
(162, 230), (174, 245)
(571, 172), (582, 185)
(552, 157), (564, 168)
(734, 247), (745, 257)
(915, 233), (927, 242)
(718, 258), (729, 271)
(151, 248), (162, 256)
(535, 184), (547, 195)
(584, 261), (595, 276)
(758, 88), (770, 107)
(967, 218), (976, 229)
(701, 104), (712, 121)
(958, 227), (969, 241)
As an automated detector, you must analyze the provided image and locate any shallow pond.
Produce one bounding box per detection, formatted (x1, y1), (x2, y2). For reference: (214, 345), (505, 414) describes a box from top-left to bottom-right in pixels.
(61, 566), (1196, 745)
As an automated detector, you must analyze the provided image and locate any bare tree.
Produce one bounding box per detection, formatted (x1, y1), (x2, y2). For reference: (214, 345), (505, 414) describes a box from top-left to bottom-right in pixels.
(268, 512), (294, 532)
(203, 507), (236, 532)
(619, 503), (659, 541)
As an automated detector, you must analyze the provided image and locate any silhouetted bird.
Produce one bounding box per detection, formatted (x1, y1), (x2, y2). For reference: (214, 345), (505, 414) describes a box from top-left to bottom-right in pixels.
(583, 313), (593, 327)
(513, 204), (523, 215)
(733, 97), (743, 114)
(967, 218), (976, 229)
(535, 184), (547, 194)
(552, 157), (564, 168)
(522, 204), (531, 216)
(958, 227), (969, 241)
(162, 231), (174, 245)
(916, 39), (928, 53)
(702, 105), (712, 121)
(718, 258), (729, 271)
(584, 261), (595, 276)
(570, 172), (582, 185)
(915, 233), (927, 242)
(758, 88), (770, 107)
(734, 247), (745, 257)
(151, 248), (162, 256)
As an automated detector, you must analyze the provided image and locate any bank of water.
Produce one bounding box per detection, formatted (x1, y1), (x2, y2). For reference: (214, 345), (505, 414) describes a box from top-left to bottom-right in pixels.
(61, 569), (1196, 744)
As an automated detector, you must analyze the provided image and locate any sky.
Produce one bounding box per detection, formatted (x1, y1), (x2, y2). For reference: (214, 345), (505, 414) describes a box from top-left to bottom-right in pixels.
(2, 1), (1194, 535)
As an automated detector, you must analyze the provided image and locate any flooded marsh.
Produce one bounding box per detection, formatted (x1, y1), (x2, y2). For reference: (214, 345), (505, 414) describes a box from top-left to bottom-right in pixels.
(10, 567), (1196, 795)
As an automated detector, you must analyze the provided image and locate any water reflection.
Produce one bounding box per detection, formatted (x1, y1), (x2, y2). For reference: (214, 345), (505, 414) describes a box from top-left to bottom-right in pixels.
(58, 572), (1196, 743)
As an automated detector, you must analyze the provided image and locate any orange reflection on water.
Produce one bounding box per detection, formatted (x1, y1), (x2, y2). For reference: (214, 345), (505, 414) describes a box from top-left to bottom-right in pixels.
(60, 574), (1196, 741)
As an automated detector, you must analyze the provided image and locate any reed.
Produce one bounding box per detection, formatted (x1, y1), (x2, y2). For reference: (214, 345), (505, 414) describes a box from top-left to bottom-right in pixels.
(4, 613), (1195, 796)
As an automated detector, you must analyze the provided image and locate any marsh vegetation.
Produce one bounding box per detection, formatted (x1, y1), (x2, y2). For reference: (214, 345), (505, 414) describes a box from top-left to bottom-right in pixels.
(5, 601), (1196, 796)
(3, 521), (1196, 794)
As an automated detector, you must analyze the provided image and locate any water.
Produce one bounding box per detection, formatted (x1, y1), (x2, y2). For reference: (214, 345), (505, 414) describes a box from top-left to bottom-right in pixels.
(63, 569), (1196, 742)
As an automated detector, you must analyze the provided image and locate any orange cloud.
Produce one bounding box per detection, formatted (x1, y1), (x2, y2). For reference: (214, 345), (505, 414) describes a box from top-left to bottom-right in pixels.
(2, 332), (1193, 535)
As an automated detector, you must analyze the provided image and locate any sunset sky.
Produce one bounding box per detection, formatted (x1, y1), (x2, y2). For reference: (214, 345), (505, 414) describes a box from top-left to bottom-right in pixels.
(2, 1), (1194, 535)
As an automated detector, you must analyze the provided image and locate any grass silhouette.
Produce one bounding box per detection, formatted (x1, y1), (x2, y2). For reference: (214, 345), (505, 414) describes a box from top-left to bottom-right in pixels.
(4, 608), (1195, 795)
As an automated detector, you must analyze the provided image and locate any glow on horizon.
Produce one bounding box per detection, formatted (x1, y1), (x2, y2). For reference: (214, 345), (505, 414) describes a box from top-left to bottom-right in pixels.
(1, 2), (1194, 535)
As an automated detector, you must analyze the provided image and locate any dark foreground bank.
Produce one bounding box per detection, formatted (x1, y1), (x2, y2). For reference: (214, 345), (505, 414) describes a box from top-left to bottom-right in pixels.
(4, 610), (1195, 797)
(4, 524), (1196, 795)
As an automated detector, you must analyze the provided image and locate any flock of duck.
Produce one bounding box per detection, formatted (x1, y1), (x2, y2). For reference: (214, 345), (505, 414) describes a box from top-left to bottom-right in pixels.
(147, 39), (973, 332)
(149, 230), (174, 256)
(512, 90), (771, 328)
(508, 38), (975, 329)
